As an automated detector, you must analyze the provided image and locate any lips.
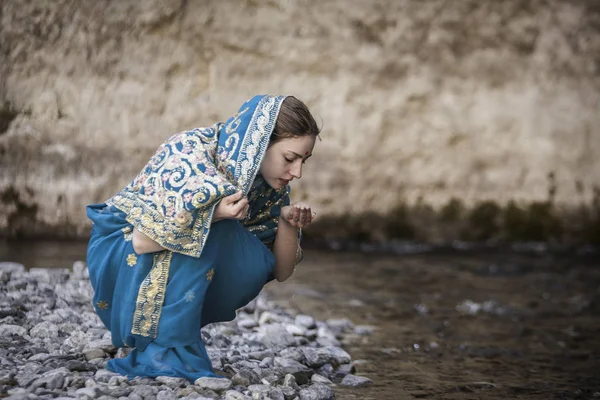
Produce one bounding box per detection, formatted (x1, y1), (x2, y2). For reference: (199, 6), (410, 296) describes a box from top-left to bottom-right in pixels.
(280, 179), (290, 185)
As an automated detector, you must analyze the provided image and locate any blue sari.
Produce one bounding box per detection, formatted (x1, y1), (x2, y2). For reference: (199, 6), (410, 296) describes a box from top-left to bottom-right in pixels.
(86, 95), (290, 381)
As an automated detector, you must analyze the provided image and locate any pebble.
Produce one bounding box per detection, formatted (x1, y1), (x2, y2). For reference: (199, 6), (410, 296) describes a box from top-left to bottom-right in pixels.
(340, 374), (373, 387)
(194, 377), (232, 391)
(0, 261), (367, 399)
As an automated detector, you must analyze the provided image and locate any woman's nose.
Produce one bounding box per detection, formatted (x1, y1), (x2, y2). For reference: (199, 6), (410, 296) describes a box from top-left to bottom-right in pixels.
(291, 162), (302, 179)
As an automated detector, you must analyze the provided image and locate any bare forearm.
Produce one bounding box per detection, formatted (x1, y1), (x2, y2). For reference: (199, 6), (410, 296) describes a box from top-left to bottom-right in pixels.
(272, 218), (302, 282)
(132, 228), (166, 254)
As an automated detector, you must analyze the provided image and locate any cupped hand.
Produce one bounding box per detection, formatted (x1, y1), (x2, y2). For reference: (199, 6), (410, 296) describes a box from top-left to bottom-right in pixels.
(280, 202), (316, 228)
(213, 191), (249, 222)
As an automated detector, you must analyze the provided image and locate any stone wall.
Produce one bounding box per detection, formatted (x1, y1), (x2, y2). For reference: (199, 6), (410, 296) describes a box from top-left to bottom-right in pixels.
(1, 0), (599, 241)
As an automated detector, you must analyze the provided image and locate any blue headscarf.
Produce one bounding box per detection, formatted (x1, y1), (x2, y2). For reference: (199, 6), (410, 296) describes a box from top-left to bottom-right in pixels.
(107, 95), (289, 258)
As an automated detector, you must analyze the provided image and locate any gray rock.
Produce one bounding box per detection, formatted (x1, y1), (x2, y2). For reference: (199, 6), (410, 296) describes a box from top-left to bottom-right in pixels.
(294, 315), (316, 329)
(0, 262), (25, 275)
(298, 383), (334, 400)
(64, 375), (87, 389)
(325, 319), (353, 335)
(247, 350), (274, 361)
(284, 324), (307, 337)
(132, 384), (159, 399)
(155, 376), (187, 389)
(336, 364), (355, 375)
(282, 374), (299, 391)
(258, 325), (296, 350)
(5, 393), (40, 400)
(236, 319), (257, 329)
(353, 325), (375, 336)
(72, 261), (89, 280)
(265, 387), (285, 400)
(84, 349), (106, 361)
(258, 357), (273, 368)
(258, 311), (284, 325)
(231, 369), (261, 386)
(66, 360), (97, 372)
(315, 364), (334, 380)
(193, 377), (232, 392)
(30, 367), (70, 390)
(224, 390), (251, 400)
(340, 374), (373, 387)
(107, 376), (128, 386)
(310, 374), (333, 385)
(94, 369), (119, 383)
(84, 339), (116, 354)
(27, 353), (53, 362)
(0, 371), (17, 386)
(16, 374), (38, 388)
(280, 385), (297, 400)
(278, 348), (305, 364)
(273, 358), (312, 385)
(156, 389), (177, 400)
(325, 347), (351, 366)
(75, 387), (101, 399)
(98, 385), (133, 398)
(0, 324), (27, 337)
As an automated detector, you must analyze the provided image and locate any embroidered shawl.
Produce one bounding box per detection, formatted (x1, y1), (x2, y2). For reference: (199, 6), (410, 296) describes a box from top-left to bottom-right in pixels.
(108, 95), (289, 258)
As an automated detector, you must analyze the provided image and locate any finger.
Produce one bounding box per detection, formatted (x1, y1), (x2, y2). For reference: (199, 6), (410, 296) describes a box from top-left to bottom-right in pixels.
(233, 198), (249, 213)
(299, 208), (308, 222)
(226, 191), (243, 204)
(293, 206), (301, 222)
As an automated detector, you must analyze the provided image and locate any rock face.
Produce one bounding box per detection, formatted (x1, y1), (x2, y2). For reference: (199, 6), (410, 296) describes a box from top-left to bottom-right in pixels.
(1, 0), (599, 238)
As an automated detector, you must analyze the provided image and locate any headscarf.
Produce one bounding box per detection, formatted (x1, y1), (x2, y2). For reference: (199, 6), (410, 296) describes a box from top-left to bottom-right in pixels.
(108, 95), (289, 258)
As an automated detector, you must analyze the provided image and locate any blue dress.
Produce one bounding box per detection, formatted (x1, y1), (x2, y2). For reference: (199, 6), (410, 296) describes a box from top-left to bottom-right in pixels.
(85, 95), (292, 382)
(86, 203), (275, 381)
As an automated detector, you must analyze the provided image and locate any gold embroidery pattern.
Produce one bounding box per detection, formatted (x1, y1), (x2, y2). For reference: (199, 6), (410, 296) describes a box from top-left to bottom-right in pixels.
(97, 301), (109, 310)
(236, 97), (285, 195)
(126, 253), (137, 267)
(206, 268), (215, 282)
(131, 251), (172, 338)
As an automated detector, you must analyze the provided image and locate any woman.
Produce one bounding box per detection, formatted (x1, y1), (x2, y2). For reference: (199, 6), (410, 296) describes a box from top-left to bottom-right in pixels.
(86, 94), (320, 382)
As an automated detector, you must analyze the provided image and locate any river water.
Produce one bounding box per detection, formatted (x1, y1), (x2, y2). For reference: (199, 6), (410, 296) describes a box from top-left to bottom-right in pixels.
(1, 239), (599, 399)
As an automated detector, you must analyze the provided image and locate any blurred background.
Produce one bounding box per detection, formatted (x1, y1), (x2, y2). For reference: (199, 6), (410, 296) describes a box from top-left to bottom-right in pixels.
(1, 0), (599, 245)
(1, 1), (600, 399)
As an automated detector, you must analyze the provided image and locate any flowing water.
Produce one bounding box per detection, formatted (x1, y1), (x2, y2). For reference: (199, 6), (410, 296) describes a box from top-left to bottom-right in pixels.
(1, 239), (599, 399)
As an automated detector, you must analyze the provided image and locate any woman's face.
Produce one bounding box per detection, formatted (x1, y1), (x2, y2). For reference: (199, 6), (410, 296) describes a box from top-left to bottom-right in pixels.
(260, 135), (316, 190)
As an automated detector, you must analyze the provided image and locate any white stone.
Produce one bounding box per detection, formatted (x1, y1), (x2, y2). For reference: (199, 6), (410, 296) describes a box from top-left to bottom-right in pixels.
(193, 377), (232, 391)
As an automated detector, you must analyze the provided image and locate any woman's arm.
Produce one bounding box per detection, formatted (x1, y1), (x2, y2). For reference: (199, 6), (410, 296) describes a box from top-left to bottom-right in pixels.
(132, 228), (166, 254)
(272, 204), (314, 282)
(131, 192), (249, 255)
(272, 219), (302, 282)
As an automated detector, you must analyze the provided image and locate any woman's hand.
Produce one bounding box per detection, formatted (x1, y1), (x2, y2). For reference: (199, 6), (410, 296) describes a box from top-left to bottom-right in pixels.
(212, 191), (249, 222)
(280, 202), (316, 228)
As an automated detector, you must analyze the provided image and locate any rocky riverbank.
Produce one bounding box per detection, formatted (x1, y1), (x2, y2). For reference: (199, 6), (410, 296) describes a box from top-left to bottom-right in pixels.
(0, 262), (372, 400)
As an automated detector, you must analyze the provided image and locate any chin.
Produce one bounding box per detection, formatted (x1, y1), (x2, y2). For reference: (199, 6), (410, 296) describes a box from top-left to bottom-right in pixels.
(274, 180), (290, 190)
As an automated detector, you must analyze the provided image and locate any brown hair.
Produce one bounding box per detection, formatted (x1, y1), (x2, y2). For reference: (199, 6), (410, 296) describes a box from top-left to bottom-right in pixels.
(270, 96), (321, 145)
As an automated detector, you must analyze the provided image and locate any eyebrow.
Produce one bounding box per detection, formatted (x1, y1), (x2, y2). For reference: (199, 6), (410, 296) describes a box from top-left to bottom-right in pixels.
(289, 151), (312, 159)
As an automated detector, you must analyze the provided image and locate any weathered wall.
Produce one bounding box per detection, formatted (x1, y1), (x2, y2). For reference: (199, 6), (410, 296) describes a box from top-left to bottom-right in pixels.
(1, 0), (599, 240)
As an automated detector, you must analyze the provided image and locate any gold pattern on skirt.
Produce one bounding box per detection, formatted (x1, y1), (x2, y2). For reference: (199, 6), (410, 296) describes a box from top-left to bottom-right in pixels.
(206, 268), (215, 282)
(122, 226), (133, 242)
(126, 254), (137, 267)
(131, 251), (172, 338)
(97, 301), (109, 310)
